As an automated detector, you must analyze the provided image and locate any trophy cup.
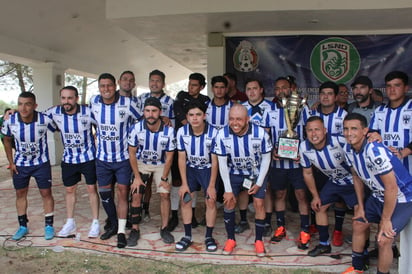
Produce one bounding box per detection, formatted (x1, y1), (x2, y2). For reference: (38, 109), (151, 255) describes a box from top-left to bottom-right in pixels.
(277, 90), (307, 159)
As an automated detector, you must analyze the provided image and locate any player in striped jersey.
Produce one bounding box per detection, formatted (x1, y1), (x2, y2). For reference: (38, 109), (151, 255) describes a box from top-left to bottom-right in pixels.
(206, 75), (233, 129)
(369, 71), (412, 174)
(45, 86), (100, 239)
(175, 101), (219, 252)
(342, 113), (412, 274)
(2, 92), (57, 241)
(235, 78), (275, 235)
(300, 116), (360, 257)
(136, 70), (175, 223)
(267, 77), (310, 249)
(89, 73), (141, 248)
(213, 104), (272, 257)
(128, 97), (176, 245)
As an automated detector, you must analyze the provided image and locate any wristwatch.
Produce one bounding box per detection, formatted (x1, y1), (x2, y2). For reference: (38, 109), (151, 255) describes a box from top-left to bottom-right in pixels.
(161, 177), (168, 182)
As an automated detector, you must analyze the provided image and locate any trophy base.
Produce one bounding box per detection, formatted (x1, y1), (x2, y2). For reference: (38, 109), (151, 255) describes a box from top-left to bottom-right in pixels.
(277, 137), (300, 159)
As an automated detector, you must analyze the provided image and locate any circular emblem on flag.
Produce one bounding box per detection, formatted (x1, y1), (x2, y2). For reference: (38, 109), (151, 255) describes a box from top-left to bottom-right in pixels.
(233, 40), (259, 72)
(310, 37), (360, 83)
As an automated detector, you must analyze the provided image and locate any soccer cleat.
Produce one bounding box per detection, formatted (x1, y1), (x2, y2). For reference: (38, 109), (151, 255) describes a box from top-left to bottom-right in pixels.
(12, 226), (28, 241)
(88, 221), (100, 238)
(255, 240), (266, 257)
(44, 225), (55, 240)
(270, 226), (286, 243)
(57, 221), (76, 237)
(332, 230), (343, 246)
(222, 239), (236, 255)
(298, 231), (311, 250)
(341, 266), (364, 274)
(308, 244), (331, 257)
(234, 221), (250, 234)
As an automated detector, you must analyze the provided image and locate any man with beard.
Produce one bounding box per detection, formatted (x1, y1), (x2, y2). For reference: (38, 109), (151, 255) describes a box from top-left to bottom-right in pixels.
(128, 97), (176, 245)
(348, 76), (380, 124)
(46, 86), (100, 238)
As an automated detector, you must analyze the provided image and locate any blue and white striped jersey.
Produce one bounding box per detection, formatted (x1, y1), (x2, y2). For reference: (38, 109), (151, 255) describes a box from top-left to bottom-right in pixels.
(176, 122), (219, 169)
(302, 105), (347, 135)
(242, 99), (275, 128)
(369, 99), (412, 173)
(89, 94), (140, 162)
(206, 100), (233, 129)
(344, 140), (412, 203)
(45, 105), (96, 164)
(137, 92), (175, 119)
(266, 104), (304, 169)
(212, 123), (272, 176)
(300, 134), (353, 186)
(128, 120), (176, 165)
(1, 111), (57, 166)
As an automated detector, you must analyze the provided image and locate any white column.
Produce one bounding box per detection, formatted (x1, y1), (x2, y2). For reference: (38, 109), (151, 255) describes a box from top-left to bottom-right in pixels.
(207, 32), (225, 98)
(399, 219), (412, 274)
(32, 62), (66, 165)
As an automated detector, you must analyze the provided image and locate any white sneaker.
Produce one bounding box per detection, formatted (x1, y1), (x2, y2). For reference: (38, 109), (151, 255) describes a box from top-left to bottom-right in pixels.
(58, 221), (76, 237)
(88, 221), (100, 238)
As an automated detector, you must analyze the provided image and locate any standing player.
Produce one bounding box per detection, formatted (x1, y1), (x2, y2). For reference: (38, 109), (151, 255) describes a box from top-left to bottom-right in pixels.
(300, 116), (360, 256)
(2, 92), (57, 240)
(46, 86), (100, 238)
(213, 104), (272, 257)
(342, 113), (412, 274)
(175, 101), (219, 252)
(89, 73), (141, 248)
(223, 72), (248, 103)
(267, 77), (310, 249)
(128, 97), (175, 245)
(206, 75), (233, 129)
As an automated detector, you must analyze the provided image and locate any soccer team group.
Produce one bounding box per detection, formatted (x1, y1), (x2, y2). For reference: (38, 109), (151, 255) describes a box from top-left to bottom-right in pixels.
(2, 69), (412, 274)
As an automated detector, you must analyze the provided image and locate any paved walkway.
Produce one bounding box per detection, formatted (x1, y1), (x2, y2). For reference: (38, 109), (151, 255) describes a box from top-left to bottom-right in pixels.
(0, 151), (399, 273)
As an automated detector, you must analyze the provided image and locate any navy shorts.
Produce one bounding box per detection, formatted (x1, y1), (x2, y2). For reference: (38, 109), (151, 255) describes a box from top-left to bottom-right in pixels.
(186, 166), (213, 194)
(269, 167), (306, 191)
(229, 174), (266, 199)
(320, 181), (358, 208)
(13, 161), (52, 190)
(61, 160), (97, 187)
(96, 159), (132, 186)
(364, 196), (412, 233)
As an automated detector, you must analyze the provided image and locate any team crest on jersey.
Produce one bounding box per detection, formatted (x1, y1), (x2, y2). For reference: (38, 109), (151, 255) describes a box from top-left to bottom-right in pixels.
(310, 37), (360, 83)
(119, 110), (126, 119)
(333, 152), (342, 161)
(233, 40), (259, 72)
(403, 114), (411, 125)
(335, 122), (342, 133)
(81, 119), (88, 127)
(38, 128), (45, 135)
(252, 143), (261, 153)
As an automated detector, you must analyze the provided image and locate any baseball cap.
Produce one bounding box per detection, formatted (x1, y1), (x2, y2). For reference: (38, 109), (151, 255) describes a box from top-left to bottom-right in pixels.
(351, 76), (373, 88)
(144, 97), (162, 110)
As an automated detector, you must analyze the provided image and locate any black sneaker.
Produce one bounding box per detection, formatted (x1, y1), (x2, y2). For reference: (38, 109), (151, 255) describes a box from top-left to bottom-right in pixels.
(234, 222), (250, 234)
(308, 244), (331, 257)
(166, 216), (178, 232)
(127, 229), (140, 247)
(117, 233), (127, 248)
(100, 226), (118, 240)
(160, 228), (175, 244)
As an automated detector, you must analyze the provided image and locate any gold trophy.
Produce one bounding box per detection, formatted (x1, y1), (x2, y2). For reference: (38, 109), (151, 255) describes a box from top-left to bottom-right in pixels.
(277, 90), (307, 159)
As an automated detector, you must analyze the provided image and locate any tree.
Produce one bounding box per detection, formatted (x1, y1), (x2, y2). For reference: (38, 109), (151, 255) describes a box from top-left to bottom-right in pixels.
(65, 73), (97, 104)
(0, 61), (33, 93)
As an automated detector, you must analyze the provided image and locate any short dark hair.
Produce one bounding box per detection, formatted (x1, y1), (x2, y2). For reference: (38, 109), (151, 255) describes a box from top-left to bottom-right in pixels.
(60, 86), (79, 97)
(211, 76), (228, 87)
(185, 101), (207, 114)
(306, 116), (324, 125)
(338, 83), (349, 90)
(385, 71), (409, 86)
(373, 88), (384, 98)
(319, 81), (339, 95)
(19, 91), (36, 102)
(245, 78), (265, 96)
(344, 112), (368, 128)
(189, 73), (206, 87)
(98, 73), (116, 85)
(274, 77), (292, 87)
(149, 69), (166, 82)
(119, 70), (134, 79)
(223, 72), (237, 83)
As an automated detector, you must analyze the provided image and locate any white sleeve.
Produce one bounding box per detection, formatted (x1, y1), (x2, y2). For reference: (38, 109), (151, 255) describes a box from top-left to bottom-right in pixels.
(218, 155), (232, 193)
(255, 152), (271, 187)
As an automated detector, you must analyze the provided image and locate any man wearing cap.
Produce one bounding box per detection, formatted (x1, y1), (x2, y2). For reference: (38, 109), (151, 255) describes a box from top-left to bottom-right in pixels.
(128, 97), (176, 245)
(348, 76), (381, 124)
